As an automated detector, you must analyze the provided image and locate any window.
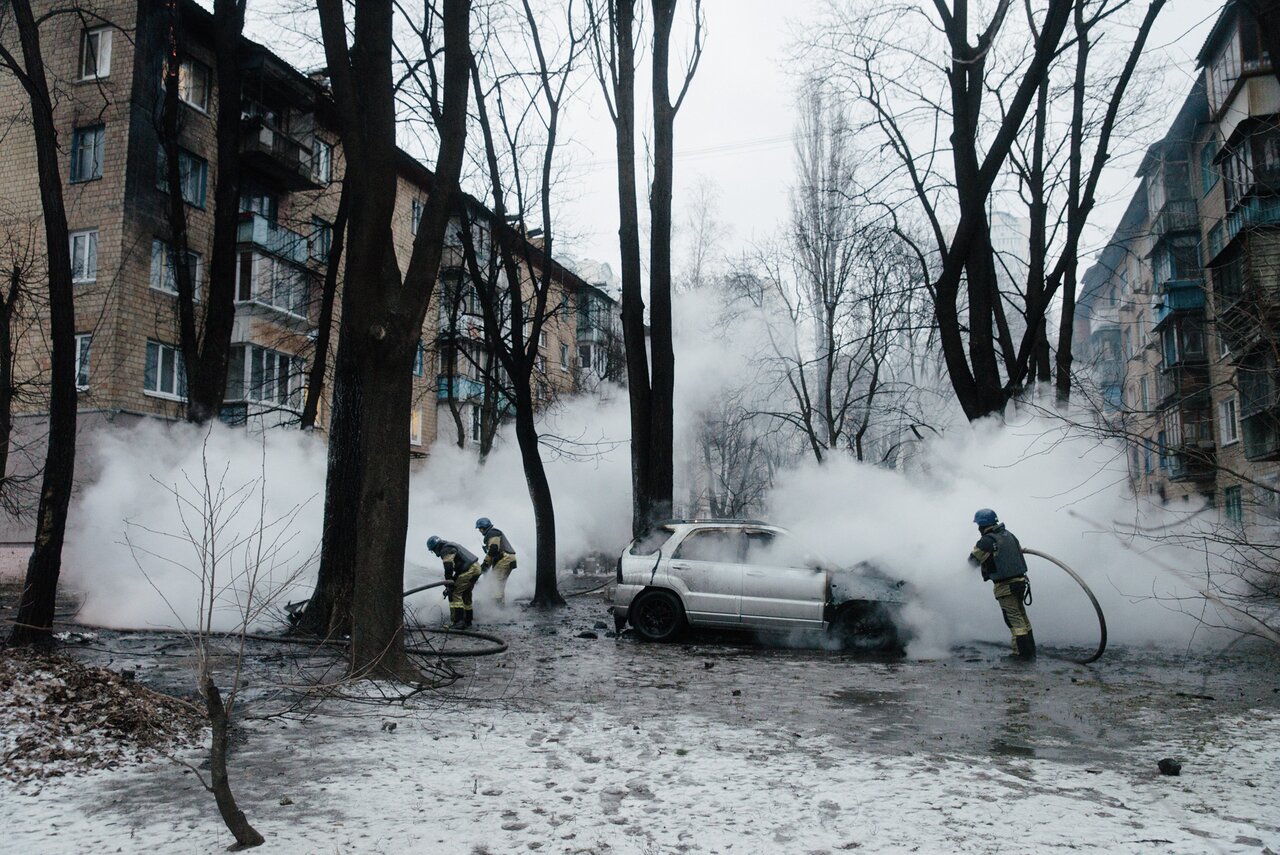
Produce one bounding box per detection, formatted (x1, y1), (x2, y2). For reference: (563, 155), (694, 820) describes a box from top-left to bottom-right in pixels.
(1219, 396), (1240, 445)
(413, 340), (425, 377)
(225, 344), (304, 408)
(309, 218), (332, 262)
(1224, 485), (1243, 524)
(411, 198), (424, 235)
(235, 251), (310, 318)
(144, 340), (186, 400)
(1143, 440), (1155, 474)
(239, 185), (279, 222)
(150, 239), (202, 296)
(178, 58), (211, 111)
(1156, 430), (1168, 470)
(672, 529), (742, 563)
(70, 126), (105, 182)
(410, 407), (423, 445)
(470, 405), (482, 443)
(79, 27), (112, 79)
(579, 343), (593, 371)
(313, 139), (333, 184)
(559, 342), (569, 370)
(156, 146), (208, 207)
(1140, 376), (1150, 411)
(75, 333), (92, 391)
(69, 229), (98, 283)
(1201, 139), (1220, 196)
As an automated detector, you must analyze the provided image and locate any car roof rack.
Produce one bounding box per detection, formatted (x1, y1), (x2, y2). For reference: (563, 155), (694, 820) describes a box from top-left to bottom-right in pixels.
(656, 518), (775, 527)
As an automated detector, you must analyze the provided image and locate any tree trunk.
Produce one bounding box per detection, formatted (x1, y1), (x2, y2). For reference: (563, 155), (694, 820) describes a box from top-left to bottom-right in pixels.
(304, 0), (471, 677)
(7, 0), (78, 646)
(515, 391), (564, 607)
(606, 0), (655, 536)
(0, 269), (18, 494)
(203, 676), (264, 849)
(301, 185), (349, 431)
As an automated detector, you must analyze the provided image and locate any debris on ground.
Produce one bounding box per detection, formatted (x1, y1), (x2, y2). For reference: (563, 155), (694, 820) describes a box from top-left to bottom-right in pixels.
(1157, 757), (1183, 776)
(0, 649), (205, 783)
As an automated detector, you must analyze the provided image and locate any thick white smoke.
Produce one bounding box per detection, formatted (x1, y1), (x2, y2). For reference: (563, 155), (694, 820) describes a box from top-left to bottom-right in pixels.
(64, 286), (1244, 651)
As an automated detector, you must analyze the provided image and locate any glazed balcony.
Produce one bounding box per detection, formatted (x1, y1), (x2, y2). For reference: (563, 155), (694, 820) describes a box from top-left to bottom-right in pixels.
(240, 115), (320, 192)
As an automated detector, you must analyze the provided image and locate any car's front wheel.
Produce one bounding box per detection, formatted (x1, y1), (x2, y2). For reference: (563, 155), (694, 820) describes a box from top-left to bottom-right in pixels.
(829, 602), (903, 653)
(629, 589), (687, 642)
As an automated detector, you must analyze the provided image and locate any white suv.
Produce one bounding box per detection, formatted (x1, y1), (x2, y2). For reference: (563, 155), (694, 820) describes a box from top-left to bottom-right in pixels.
(610, 520), (907, 650)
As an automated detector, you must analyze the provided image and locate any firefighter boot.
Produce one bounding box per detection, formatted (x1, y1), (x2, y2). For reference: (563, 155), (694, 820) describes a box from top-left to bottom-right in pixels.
(449, 608), (466, 630)
(462, 610), (473, 630)
(1015, 632), (1037, 660)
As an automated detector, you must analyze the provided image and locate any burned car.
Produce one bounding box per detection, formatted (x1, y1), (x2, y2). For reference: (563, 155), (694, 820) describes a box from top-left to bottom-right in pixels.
(610, 520), (908, 650)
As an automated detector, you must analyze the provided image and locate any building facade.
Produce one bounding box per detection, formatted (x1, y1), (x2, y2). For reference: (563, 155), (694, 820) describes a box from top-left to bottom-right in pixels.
(1079, 0), (1280, 526)
(0, 0), (618, 470)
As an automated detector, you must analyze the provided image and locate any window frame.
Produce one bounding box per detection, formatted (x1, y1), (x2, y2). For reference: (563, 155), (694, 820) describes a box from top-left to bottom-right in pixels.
(1224, 484), (1244, 524)
(177, 57), (211, 112)
(69, 229), (98, 283)
(410, 198), (424, 235)
(70, 125), (105, 183)
(74, 333), (92, 391)
(313, 139), (333, 184)
(410, 407), (423, 446)
(143, 339), (187, 401)
(150, 238), (203, 297)
(1219, 396), (1240, 446)
(78, 27), (112, 80)
(156, 145), (209, 208)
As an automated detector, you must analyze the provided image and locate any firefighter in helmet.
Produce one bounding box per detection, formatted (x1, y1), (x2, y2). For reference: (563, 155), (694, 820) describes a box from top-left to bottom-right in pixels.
(427, 535), (482, 630)
(475, 517), (517, 605)
(968, 509), (1036, 660)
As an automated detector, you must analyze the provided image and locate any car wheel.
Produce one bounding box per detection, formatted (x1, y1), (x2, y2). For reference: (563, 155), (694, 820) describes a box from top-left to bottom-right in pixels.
(630, 589), (687, 642)
(830, 603), (902, 653)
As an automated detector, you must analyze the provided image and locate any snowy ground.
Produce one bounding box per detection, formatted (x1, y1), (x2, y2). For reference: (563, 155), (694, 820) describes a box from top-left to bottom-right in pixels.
(2, 592), (1279, 854)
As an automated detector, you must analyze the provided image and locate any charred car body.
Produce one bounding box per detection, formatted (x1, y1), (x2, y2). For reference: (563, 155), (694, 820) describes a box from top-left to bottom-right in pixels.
(610, 520), (908, 651)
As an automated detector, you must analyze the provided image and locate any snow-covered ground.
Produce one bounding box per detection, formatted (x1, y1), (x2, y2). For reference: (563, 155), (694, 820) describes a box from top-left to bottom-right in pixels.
(2, 704), (1277, 853)
(3, 598), (1278, 854)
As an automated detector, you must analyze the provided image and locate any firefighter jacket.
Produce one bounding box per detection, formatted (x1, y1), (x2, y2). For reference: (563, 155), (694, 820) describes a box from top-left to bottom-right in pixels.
(438, 542), (480, 579)
(480, 526), (516, 568)
(969, 523), (1028, 583)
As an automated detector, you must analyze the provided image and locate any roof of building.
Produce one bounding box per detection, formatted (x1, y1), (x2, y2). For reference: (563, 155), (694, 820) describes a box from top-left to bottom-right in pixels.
(1136, 77), (1209, 176)
(1196, 2), (1238, 67)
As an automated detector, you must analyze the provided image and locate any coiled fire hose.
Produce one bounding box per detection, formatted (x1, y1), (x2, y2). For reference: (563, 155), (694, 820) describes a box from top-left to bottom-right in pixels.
(1021, 548), (1107, 665)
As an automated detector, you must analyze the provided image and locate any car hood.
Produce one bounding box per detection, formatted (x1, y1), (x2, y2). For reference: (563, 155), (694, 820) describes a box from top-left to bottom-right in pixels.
(827, 561), (909, 605)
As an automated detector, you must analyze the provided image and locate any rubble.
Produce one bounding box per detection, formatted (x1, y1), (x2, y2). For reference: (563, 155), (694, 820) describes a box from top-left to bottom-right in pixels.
(0, 649), (205, 783)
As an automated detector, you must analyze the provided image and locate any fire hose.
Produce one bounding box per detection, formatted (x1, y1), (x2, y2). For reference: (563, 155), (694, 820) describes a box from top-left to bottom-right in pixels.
(1021, 547), (1107, 665)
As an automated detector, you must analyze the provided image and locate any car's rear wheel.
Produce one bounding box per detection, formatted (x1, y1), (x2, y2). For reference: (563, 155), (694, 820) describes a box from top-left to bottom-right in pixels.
(830, 602), (902, 653)
(630, 589), (687, 642)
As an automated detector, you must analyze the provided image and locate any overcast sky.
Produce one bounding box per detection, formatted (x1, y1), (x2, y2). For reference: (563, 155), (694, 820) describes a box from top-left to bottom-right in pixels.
(548, 0), (1222, 281)
(245, 0), (1223, 281)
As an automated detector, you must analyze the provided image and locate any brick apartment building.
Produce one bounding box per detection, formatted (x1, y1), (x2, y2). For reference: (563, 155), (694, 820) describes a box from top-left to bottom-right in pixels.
(0, 0), (619, 471)
(1078, 0), (1280, 527)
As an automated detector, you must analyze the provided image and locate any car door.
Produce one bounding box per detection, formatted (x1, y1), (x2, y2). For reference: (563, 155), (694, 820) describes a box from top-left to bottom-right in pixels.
(666, 528), (743, 624)
(738, 530), (827, 628)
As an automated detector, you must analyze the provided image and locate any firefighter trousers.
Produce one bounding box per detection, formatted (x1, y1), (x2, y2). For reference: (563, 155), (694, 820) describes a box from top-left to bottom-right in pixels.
(992, 576), (1032, 652)
(488, 554), (517, 604)
(450, 563), (483, 613)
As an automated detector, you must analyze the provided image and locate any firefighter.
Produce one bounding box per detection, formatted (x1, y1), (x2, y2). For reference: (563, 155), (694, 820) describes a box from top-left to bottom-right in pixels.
(427, 535), (482, 630)
(968, 508), (1036, 660)
(475, 517), (518, 605)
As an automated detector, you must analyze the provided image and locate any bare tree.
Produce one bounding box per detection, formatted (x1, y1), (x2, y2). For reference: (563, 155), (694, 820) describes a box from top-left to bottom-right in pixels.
(589, 0), (703, 535)
(805, 0), (1165, 419)
(0, 0), (79, 645)
(299, 0), (472, 677)
(157, 0), (249, 425)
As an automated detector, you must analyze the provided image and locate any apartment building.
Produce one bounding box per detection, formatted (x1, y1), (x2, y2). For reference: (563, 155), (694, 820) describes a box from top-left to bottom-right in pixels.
(0, 0), (616, 465)
(1079, 0), (1280, 525)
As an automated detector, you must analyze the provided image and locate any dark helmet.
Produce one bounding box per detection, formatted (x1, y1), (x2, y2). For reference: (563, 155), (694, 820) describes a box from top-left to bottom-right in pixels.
(973, 508), (999, 527)
(427, 535), (442, 552)
(475, 517), (492, 531)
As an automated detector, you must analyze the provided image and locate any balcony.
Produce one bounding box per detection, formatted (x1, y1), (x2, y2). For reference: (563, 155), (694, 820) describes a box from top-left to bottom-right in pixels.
(1152, 280), (1206, 327)
(240, 115), (320, 191)
(1151, 199), (1198, 242)
(437, 375), (486, 401)
(1206, 196), (1280, 263)
(1156, 365), (1209, 408)
(236, 212), (312, 265)
(234, 248), (316, 328)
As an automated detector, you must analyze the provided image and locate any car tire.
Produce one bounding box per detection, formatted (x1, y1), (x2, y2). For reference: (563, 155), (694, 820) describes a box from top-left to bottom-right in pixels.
(830, 603), (902, 653)
(629, 589), (687, 642)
